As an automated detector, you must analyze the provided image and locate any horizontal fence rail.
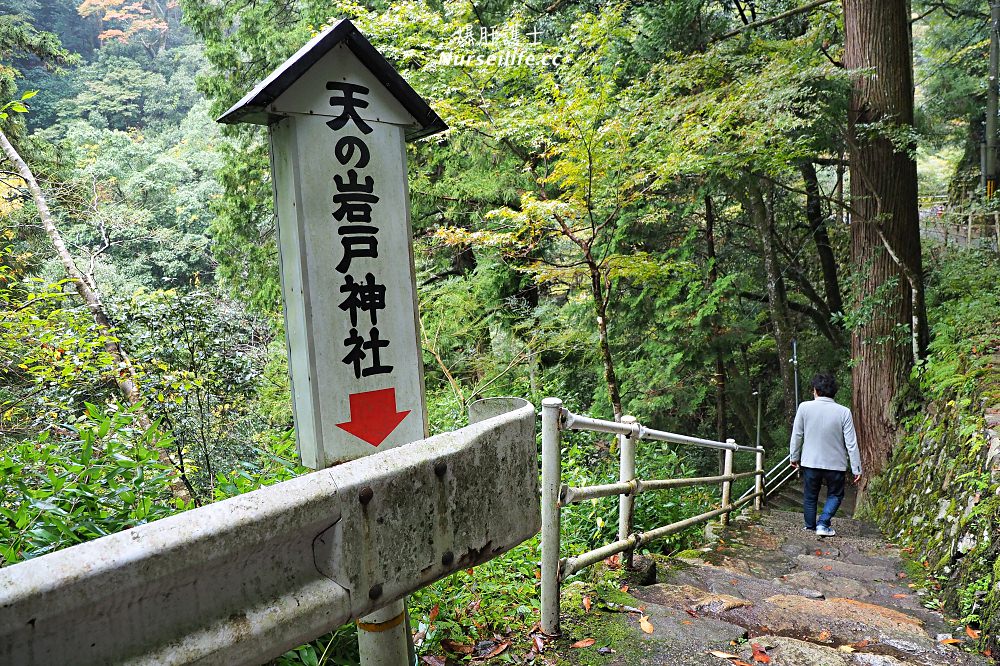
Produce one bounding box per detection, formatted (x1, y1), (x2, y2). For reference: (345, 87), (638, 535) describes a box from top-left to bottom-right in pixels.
(0, 399), (539, 666)
(539, 399), (765, 635)
(738, 453), (799, 505)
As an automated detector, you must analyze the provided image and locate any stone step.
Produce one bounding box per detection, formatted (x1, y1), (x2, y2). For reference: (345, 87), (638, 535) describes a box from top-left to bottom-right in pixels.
(632, 582), (987, 666)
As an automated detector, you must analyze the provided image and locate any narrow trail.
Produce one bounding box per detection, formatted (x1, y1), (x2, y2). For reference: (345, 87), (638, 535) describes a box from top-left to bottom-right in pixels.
(546, 487), (991, 666)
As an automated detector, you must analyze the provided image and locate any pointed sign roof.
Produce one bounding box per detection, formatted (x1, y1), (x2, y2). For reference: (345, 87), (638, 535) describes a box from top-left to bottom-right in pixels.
(217, 19), (446, 140)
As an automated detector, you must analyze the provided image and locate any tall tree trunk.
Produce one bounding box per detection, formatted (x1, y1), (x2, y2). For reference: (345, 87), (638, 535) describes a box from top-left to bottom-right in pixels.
(843, 0), (927, 482)
(745, 181), (797, 423)
(588, 258), (624, 420)
(705, 195), (728, 469)
(0, 129), (191, 502)
(800, 162), (844, 316)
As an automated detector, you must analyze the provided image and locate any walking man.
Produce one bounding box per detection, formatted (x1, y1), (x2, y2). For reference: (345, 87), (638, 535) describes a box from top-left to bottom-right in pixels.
(789, 373), (862, 537)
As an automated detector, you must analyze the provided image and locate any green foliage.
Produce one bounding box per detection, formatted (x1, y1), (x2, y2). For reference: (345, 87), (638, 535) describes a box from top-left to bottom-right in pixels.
(0, 402), (181, 565)
(117, 288), (269, 501)
(5, 0), (982, 662)
(0, 13), (77, 117)
(864, 248), (1000, 652)
(1, 264), (123, 434)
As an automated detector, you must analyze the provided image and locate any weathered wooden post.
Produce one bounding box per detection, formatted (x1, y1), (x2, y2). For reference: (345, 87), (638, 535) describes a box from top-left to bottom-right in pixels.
(219, 20), (446, 665)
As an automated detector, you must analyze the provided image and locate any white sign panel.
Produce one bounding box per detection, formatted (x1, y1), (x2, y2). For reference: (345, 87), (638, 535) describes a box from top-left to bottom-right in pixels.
(268, 44), (429, 468)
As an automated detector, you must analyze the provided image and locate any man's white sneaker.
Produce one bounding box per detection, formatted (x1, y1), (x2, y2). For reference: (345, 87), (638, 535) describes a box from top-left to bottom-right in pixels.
(816, 525), (836, 537)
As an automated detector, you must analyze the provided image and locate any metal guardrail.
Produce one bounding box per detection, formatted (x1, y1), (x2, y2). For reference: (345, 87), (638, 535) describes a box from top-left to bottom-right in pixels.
(539, 398), (765, 635)
(0, 398), (539, 666)
(737, 453), (799, 506)
(920, 208), (1000, 251)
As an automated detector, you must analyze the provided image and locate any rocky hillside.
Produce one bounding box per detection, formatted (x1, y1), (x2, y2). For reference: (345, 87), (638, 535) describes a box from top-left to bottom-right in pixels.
(864, 249), (1000, 659)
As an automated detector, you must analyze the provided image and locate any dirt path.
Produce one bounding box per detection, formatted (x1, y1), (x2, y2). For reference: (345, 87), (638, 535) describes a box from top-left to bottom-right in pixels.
(539, 507), (991, 666)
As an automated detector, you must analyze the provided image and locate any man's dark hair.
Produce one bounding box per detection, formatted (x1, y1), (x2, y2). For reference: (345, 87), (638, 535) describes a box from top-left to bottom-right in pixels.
(811, 373), (837, 398)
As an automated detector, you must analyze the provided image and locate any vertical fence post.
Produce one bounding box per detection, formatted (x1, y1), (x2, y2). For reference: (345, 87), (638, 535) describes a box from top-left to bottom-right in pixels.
(720, 442), (734, 526)
(754, 387), (762, 507)
(540, 398), (563, 636)
(968, 213), (974, 247)
(618, 415), (638, 569)
(754, 447), (764, 511)
(994, 212), (1000, 253)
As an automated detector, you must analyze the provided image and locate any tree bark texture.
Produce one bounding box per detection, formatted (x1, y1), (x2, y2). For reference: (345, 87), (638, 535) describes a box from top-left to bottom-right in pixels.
(800, 162), (844, 316)
(745, 181), (797, 423)
(705, 195), (728, 470)
(843, 0), (927, 480)
(588, 259), (624, 420)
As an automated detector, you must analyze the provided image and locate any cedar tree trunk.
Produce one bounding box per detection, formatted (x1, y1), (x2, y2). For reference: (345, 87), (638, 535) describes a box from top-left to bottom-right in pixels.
(843, 0), (928, 482)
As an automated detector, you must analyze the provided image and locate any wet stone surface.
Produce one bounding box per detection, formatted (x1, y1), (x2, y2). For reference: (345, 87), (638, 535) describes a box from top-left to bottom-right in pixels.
(547, 504), (990, 666)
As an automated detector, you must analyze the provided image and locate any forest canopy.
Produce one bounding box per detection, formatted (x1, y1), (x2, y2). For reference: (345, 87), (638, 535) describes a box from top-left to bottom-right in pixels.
(2, 0), (999, 663)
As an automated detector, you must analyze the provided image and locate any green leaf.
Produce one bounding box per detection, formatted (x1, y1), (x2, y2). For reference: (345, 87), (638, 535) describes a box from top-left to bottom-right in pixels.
(20, 90), (38, 100)
(9, 102), (28, 113)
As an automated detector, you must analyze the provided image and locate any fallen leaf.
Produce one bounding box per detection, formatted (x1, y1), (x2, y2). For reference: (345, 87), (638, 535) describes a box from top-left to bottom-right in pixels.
(682, 620), (693, 625)
(815, 549), (823, 556)
(730, 580), (739, 585)
(597, 647), (615, 655)
(466, 568), (475, 575)
(570, 638), (596, 649)
(966, 626), (981, 640)
(420, 657), (445, 666)
(604, 554), (621, 569)
(751, 643), (771, 663)
(983, 647), (992, 657)
(898, 572), (908, 579)
(429, 604), (440, 622)
(533, 636), (545, 653)
(823, 565), (834, 571)
(441, 639), (474, 655)
(685, 609), (699, 618)
(893, 593), (908, 599)
(707, 650), (741, 659)
(639, 615), (654, 634)
(939, 638), (963, 645)
(582, 596), (592, 612)
(620, 584), (629, 593)
(476, 641), (509, 659)
(851, 640), (870, 649)
(818, 630), (831, 641)
(838, 645), (856, 653)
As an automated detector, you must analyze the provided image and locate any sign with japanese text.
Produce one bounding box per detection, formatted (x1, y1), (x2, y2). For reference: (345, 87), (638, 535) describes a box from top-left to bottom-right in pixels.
(223, 31), (445, 468)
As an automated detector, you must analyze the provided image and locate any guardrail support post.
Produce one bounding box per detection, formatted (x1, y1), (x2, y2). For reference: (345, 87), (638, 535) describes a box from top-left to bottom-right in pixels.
(617, 415), (638, 569)
(357, 600), (411, 666)
(540, 397), (563, 636)
(754, 447), (764, 511)
(720, 441), (734, 525)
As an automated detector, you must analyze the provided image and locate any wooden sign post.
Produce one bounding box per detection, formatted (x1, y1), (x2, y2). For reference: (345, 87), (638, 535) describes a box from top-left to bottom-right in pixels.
(219, 19), (446, 665)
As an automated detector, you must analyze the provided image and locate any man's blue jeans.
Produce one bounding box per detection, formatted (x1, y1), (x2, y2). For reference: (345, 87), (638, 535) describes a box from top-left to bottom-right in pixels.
(801, 466), (846, 530)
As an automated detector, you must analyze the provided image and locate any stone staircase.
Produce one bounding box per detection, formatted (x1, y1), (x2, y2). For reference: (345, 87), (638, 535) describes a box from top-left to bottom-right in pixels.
(546, 504), (992, 666)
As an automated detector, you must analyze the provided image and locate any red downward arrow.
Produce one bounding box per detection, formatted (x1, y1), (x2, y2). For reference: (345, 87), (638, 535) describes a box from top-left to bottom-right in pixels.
(336, 388), (410, 447)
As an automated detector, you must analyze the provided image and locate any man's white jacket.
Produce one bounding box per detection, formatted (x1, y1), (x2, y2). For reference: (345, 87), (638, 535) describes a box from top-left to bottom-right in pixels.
(789, 396), (863, 476)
